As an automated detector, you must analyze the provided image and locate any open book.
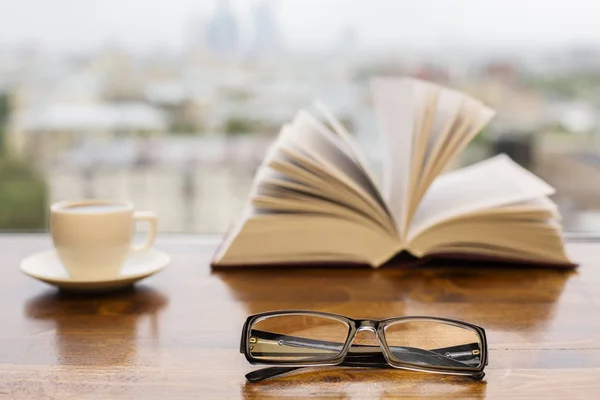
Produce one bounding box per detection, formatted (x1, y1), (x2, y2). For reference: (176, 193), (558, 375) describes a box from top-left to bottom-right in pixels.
(212, 77), (574, 268)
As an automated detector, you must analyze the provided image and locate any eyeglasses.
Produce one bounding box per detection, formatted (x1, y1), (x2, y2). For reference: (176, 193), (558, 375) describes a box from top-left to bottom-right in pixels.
(240, 310), (487, 383)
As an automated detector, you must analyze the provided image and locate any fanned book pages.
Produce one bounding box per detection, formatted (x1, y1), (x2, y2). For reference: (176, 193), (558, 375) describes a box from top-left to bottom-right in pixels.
(212, 77), (575, 269)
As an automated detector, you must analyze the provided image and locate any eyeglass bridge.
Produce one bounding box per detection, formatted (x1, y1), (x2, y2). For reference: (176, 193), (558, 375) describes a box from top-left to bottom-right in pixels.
(355, 320), (379, 332)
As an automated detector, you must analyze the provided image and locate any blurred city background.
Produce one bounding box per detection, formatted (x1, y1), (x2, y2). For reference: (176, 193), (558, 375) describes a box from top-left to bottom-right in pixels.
(2, 0), (600, 233)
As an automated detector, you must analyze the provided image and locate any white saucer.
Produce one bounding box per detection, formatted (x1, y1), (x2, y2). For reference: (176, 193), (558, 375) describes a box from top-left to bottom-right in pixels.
(20, 249), (170, 293)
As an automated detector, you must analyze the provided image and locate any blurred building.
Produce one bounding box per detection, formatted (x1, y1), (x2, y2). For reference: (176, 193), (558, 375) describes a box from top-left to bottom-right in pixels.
(205, 0), (240, 57)
(8, 102), (167, 164)
(250, 0), (283, 57)
(461, 79), (546, 132)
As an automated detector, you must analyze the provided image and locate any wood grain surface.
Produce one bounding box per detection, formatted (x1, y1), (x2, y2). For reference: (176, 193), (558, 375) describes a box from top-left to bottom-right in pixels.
(1, 235), (599, 399)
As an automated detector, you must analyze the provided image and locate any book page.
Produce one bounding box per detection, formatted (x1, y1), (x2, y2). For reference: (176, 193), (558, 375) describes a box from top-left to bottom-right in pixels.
(422, 89), (466, 167)
(313, 100), (379, 187)
(410, 217), (571, 265)
(404, 83), (440, 235)
(371, 77), (495, 239)
(412, 89), (465, 205)
(371, 77), (417, 236)
(463, 197), (559, 220)
(412, 98), (496, 212)
(212, 212), (401, 268)
(288, 112), (388, 210)
(255, 168), (389, 233)
(280, 112), (396, 234)
(427, 101), (496, 185)
(407, 154), (556, 240)
(268, 150), (395, 234)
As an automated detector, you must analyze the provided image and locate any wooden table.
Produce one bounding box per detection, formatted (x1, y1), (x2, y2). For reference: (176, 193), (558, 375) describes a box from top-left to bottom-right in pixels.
(1, 235), (600, 399)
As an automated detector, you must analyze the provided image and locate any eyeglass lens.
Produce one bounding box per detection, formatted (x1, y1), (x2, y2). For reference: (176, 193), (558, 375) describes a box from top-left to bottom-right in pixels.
(248, 314), (350, 362)
(384, 320), (483, 368)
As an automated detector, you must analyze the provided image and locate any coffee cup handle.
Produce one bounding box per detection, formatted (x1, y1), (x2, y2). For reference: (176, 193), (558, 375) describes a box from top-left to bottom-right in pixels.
(132, 211), (157, 252)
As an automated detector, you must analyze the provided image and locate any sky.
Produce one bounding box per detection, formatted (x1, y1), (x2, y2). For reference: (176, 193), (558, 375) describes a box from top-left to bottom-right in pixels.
(1, 0), (600, 54)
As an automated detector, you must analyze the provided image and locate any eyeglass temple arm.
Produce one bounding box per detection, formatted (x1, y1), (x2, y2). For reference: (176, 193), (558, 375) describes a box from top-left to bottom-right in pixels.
(245, 353), (393, 383)
(247, 364), (485, 383)
(245, 330), (483, 383)
(245, 329), (479, 358)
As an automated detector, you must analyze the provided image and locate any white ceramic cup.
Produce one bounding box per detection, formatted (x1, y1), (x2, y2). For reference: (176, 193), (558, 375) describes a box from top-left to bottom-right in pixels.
(50, 200), (157, 280)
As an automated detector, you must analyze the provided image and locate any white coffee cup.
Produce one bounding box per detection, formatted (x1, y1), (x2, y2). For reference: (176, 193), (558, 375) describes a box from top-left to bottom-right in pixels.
(50, 200), (157, 280)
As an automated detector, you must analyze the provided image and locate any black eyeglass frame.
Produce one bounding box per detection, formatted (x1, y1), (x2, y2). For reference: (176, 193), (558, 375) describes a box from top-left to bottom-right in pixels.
(240, 310), (488, 382)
